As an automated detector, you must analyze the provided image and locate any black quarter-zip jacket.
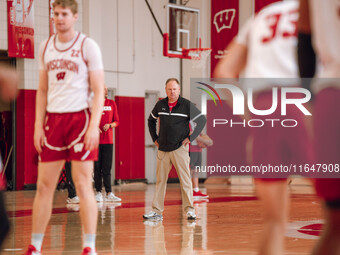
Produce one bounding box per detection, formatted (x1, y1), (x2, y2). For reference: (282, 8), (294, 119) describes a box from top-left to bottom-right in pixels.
(148, 96), (207, 152)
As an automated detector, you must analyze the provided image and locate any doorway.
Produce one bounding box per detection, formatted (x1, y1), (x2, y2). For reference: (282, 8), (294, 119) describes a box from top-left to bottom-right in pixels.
(144, 91), (159, 184)
(0, 51), (16, 190)
(107, 88), (117, 186)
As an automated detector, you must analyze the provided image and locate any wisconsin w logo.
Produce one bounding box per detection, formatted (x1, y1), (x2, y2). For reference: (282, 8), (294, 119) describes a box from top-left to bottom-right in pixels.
(56, 72), (66, 81)
(196, 82), (222, 107)
(214, 9), (236, 33)
(74, 143), (84, 153)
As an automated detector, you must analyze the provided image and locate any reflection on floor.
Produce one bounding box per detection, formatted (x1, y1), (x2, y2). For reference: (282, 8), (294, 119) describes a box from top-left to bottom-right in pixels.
(2, 182), (322, 254)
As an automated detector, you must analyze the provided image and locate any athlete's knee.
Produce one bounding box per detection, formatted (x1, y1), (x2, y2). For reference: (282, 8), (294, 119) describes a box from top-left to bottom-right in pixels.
(74, 181), (92, 198)
(36, 179), (55, 196)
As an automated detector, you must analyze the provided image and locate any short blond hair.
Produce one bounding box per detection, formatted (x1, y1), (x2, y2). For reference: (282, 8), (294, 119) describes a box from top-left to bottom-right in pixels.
(165, 78), (180, 87)
(53, 0), (78, 14)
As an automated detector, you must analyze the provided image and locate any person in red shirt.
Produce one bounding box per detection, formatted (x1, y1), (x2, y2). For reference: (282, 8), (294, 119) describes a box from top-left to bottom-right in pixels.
(189, 124), (211, 200)
(94, 85), (121, 202)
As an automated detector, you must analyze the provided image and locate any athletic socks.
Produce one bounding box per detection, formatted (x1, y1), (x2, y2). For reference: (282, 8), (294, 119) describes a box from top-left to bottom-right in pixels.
(83, 234), (96, 250)
(193, 188), (199, 192)
(31, 233), (44, 251)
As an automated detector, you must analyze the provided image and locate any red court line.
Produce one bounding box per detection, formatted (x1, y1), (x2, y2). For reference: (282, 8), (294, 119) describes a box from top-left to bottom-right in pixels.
(7, 196), (257, 218)
(6, 194), (315, 218)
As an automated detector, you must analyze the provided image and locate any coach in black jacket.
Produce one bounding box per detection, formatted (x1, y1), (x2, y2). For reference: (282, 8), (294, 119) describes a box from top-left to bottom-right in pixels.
(143, 78), (206, 221)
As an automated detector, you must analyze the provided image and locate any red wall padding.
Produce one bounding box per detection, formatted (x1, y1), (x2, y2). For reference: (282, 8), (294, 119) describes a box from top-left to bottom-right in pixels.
(15, 92), (146, 189)
(115, 96), (145, 180)
(16, 89), (38, 189)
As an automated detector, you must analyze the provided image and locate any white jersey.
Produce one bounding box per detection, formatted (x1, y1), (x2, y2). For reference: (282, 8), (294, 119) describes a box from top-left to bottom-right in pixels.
(237, 0), (299, 91)
(39, 32), (103, 113)
(309, 0), (340, 78)
(15, 0), (24, 24)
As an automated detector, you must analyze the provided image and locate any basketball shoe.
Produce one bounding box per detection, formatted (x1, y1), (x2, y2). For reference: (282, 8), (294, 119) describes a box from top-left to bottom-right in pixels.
(66, 196), (80, 204)
(105, 192), (122, 202)
(82, 247), (97, 255)
(23, 245), (41, 255)
(193, 190), (209, 200)
(186, 211), (197, 220)
(95, 192), (103, 202)
(143, 211), (163, 220)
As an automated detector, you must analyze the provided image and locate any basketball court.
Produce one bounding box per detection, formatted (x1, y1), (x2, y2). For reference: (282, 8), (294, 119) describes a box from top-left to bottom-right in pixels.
(0, 0), (338, 254)
(2, 181), (322, 254)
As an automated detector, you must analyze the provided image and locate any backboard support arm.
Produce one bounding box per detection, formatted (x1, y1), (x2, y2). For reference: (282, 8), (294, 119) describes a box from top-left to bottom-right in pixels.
(145, 0), (163, 37)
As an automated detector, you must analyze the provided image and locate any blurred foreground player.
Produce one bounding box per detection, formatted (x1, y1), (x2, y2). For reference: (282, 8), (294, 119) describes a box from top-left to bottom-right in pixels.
(0, 63), (18, 248)
(23, 0), (104, 254)
(214, 1), (311, 254)
(298, 0), (340, 254)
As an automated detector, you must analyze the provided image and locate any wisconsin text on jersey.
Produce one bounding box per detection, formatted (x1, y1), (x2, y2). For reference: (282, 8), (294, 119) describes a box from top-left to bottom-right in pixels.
(46, 59), (79, 74)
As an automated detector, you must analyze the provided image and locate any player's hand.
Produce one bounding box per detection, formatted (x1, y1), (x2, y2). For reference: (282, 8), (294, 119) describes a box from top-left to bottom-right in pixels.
(34, 126), (45, 154)
(154, 140), (159, 147)
(84, 125), (99, 151)
(197, 141), (207, 148)
(182, 137), (190, 146)
(103, 123), (110, 132)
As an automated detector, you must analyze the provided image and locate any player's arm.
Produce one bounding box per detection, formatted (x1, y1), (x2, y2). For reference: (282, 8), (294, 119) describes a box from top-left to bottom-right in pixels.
(298, 0), (316, 80)
(85, 70), (104, 150)
(188, 102), (206, 144)
(34, 70), (48, 154)
(83, 38), (105, 150)
(213, 18), (250, 78)
(34, 40), (49, 154)
(213, 39), (247, 79)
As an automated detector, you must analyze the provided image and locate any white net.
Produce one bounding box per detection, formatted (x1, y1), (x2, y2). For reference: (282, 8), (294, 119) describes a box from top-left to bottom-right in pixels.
(187, 48), (212, 69)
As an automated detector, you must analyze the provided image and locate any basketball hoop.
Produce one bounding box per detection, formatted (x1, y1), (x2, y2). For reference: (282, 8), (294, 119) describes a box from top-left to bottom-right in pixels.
(182, 48), (212, 69)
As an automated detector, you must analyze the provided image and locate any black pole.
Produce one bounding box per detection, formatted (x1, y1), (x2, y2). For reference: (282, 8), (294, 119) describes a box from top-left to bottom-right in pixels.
(145, 0), (163, 37)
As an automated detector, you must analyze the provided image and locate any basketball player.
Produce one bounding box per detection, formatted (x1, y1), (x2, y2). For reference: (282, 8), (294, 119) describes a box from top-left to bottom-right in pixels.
(94, 85), (121, 203)
(214, 1), (311, 255)
(190, 131), (211, 200)
(23, 1), (104, 254)
(298, 0), (340, 254)
(0, 63), (19, 249)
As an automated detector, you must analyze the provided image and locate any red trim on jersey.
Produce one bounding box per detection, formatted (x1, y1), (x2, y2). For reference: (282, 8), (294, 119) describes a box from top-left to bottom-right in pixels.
(80, 36), (88, 65)
(42, 36), (53, 67)
(53, 32), (81, 52)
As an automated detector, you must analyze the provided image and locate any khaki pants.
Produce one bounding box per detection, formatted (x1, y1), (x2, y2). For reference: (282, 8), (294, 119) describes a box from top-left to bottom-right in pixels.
(152, 144), (194, 215)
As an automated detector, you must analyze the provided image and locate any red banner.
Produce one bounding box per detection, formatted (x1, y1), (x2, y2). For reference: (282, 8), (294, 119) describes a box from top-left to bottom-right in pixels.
(7, 0), (34, 58)
(255, 0), (282, 13)
(49, 0), (56, 35)
(210, 0), (239, 75)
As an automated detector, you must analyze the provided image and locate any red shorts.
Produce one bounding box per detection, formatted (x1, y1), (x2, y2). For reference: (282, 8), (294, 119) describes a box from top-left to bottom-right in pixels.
(39, 109), (98, 162)
(252, 90), (312, 181)
(313, 87), (340, 201)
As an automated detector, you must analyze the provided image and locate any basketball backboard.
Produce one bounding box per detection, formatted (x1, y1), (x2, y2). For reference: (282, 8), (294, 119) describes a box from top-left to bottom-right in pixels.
(163, 3), (200, 58)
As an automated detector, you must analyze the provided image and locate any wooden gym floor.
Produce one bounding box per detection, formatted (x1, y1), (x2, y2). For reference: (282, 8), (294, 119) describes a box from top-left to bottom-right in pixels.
(2, 181), (322, 254)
